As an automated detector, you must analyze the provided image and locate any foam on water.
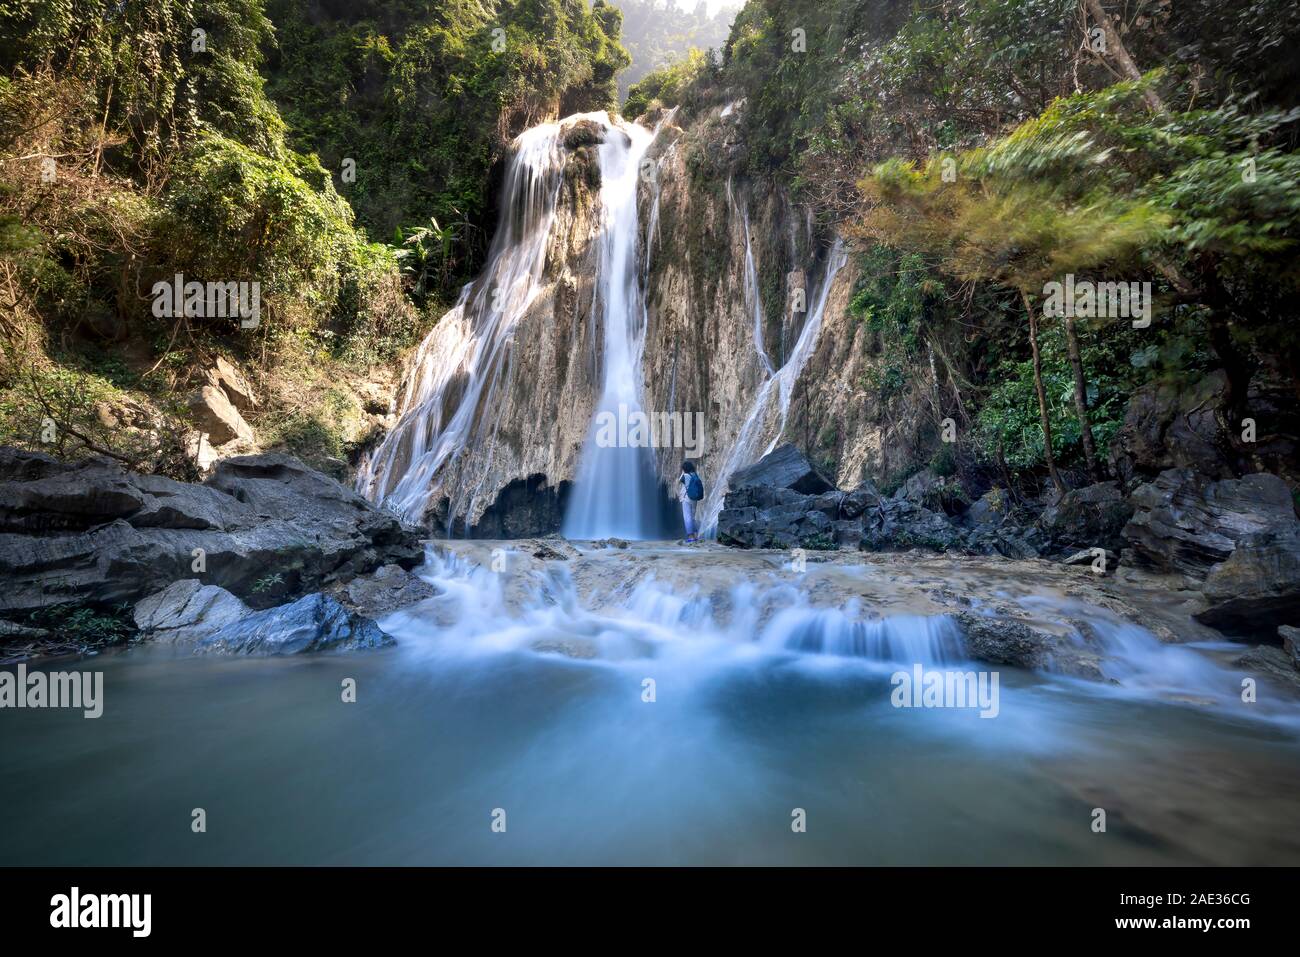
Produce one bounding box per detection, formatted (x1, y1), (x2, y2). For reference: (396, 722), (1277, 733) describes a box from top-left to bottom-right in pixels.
(379, 548), (1300, 735)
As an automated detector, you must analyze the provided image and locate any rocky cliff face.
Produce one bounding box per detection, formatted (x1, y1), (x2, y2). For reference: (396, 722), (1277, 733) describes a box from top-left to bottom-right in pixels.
(363, 103), (938, 537)
(360, 97), (1299, 563)
(357, 117), (608, 534)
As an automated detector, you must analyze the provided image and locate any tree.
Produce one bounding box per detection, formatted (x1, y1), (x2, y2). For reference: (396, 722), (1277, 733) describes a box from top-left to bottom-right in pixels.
(858, 126), (1167, 492)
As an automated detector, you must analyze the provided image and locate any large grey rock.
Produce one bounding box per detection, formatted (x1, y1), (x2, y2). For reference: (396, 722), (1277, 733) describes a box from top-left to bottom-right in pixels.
(195, 593), (391, 655)
(891, 468), (969, 515)
(1109, 371), (1237, 484)
(1233, 644), (1300, 695)
(716, 495), (837, 550)
(1194, 526), (1300, 636)
(954, 612), (1104, 680)
(962, 488), (1010, 528)
(894, 468), (943, 503)
(1121, 469), (1297, 577)
(729, 444), (834, 496)
(205, 356), (258, 411)
(133, 579), (250, 645)
(1280, 626), (1300, 671)
(336, 564), (437, 619)
(860, 499), (965, 553)
(1037, 481), (1133, 555)
(0, 447), (423, 617)
(840, 481), (885, 519)
(188, 384), (253, 445)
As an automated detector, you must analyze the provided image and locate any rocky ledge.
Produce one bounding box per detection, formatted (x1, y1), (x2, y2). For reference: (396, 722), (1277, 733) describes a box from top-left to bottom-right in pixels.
(0, 446), (430, 661)
(718, 444), (1300, 650)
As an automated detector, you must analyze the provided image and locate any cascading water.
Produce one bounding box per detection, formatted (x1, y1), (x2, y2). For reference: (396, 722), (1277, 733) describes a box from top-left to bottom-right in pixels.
(359, 111), (673, 538)
(697, 235), (849, 536)
(729, 178), (774, 376)
(356, 120), (571, 527)
(561, 120), (667, 540)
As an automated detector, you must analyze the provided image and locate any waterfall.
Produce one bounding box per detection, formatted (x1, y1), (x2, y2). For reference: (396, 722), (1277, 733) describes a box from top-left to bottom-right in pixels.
(355, 120), (571, 526)
(357, 112), (673, 535)
(561, 119), (667, 540)
(697, 236), (849, 536)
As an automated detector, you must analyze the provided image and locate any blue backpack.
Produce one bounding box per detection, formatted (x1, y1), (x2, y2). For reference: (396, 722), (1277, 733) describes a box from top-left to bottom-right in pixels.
(686, 472), (704, 501)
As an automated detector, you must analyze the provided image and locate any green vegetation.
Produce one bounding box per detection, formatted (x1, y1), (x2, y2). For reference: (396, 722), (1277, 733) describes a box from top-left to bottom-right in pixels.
(0, 0), (629, 475)
(624, 47), (715, 120)
(617, 0), (736, 100)
(264, 0), (630, 296)
(659, 0), (1300, 493)
(24, 603), (137, 654)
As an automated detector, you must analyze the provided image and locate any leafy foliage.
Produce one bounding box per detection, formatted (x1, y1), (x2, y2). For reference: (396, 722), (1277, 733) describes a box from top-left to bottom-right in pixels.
(616, 0), (737, 100)
(263, 0), (630, 296)
(624, 47), (715, 120)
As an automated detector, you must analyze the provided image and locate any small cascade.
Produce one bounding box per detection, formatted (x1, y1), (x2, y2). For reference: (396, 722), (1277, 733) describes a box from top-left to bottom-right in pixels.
(728, 178), (773, 376)
(379, 546), (1300, 733)
(697, 236), (849, 536)
(388, 545), (970, 668)
(764, 606), (967, 664)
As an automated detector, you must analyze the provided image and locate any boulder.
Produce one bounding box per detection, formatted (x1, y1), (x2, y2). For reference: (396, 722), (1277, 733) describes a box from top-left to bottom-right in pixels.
(195, 593), (391, 655)
(1233, 645), (1300, 695)
(1109, 370), (1236, 484)
(562, 118), (606, 149)
(721, 485), (809, 512)
(0, 447), (238, 534)
(716, 495), (837, 549)
(1121, 469), (1297, 577)
(840, 481), (885, 519)
(1037, 481), (1132, 554)
(963, 522), (1042, 559)
(962, 488), (1007, 528)
(188, 384), (254, 445)
(531, 542), (572, 562)
(1061, 548), (1118, 573)
(0, 447), (423, 617)
(1194, 526), (1300, 637)
(806, 490), (846, 518)
(337, 564), (437, 619)
(953, 612), (1105, 680)
(205, 356), (258, 411)
(133, 578), (250, 645)
(894, 468), (943, 504)
(1279, 626), (1300, 671)
(860, 499), (965, 553)
(729, 444), (834, 496)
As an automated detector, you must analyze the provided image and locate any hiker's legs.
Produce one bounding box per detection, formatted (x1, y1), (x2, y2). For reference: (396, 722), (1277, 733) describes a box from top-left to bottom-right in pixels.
(681, 499), (696, 540)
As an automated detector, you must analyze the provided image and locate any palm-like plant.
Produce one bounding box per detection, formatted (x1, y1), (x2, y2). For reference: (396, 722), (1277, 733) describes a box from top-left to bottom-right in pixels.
(394, 215), (457, 302)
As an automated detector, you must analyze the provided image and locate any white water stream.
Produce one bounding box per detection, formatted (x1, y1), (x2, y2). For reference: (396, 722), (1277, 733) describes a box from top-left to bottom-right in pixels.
(696, 235), (849, 536)
(561, 119), (666, 539)
(356, 119), (573, 527)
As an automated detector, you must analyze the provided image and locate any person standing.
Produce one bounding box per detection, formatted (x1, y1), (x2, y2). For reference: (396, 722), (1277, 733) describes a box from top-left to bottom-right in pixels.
(679, 460), (704, 542)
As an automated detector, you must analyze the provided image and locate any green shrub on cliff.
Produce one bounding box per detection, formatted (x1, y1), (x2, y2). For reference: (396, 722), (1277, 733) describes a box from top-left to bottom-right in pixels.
(264, 0), (630, 296)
